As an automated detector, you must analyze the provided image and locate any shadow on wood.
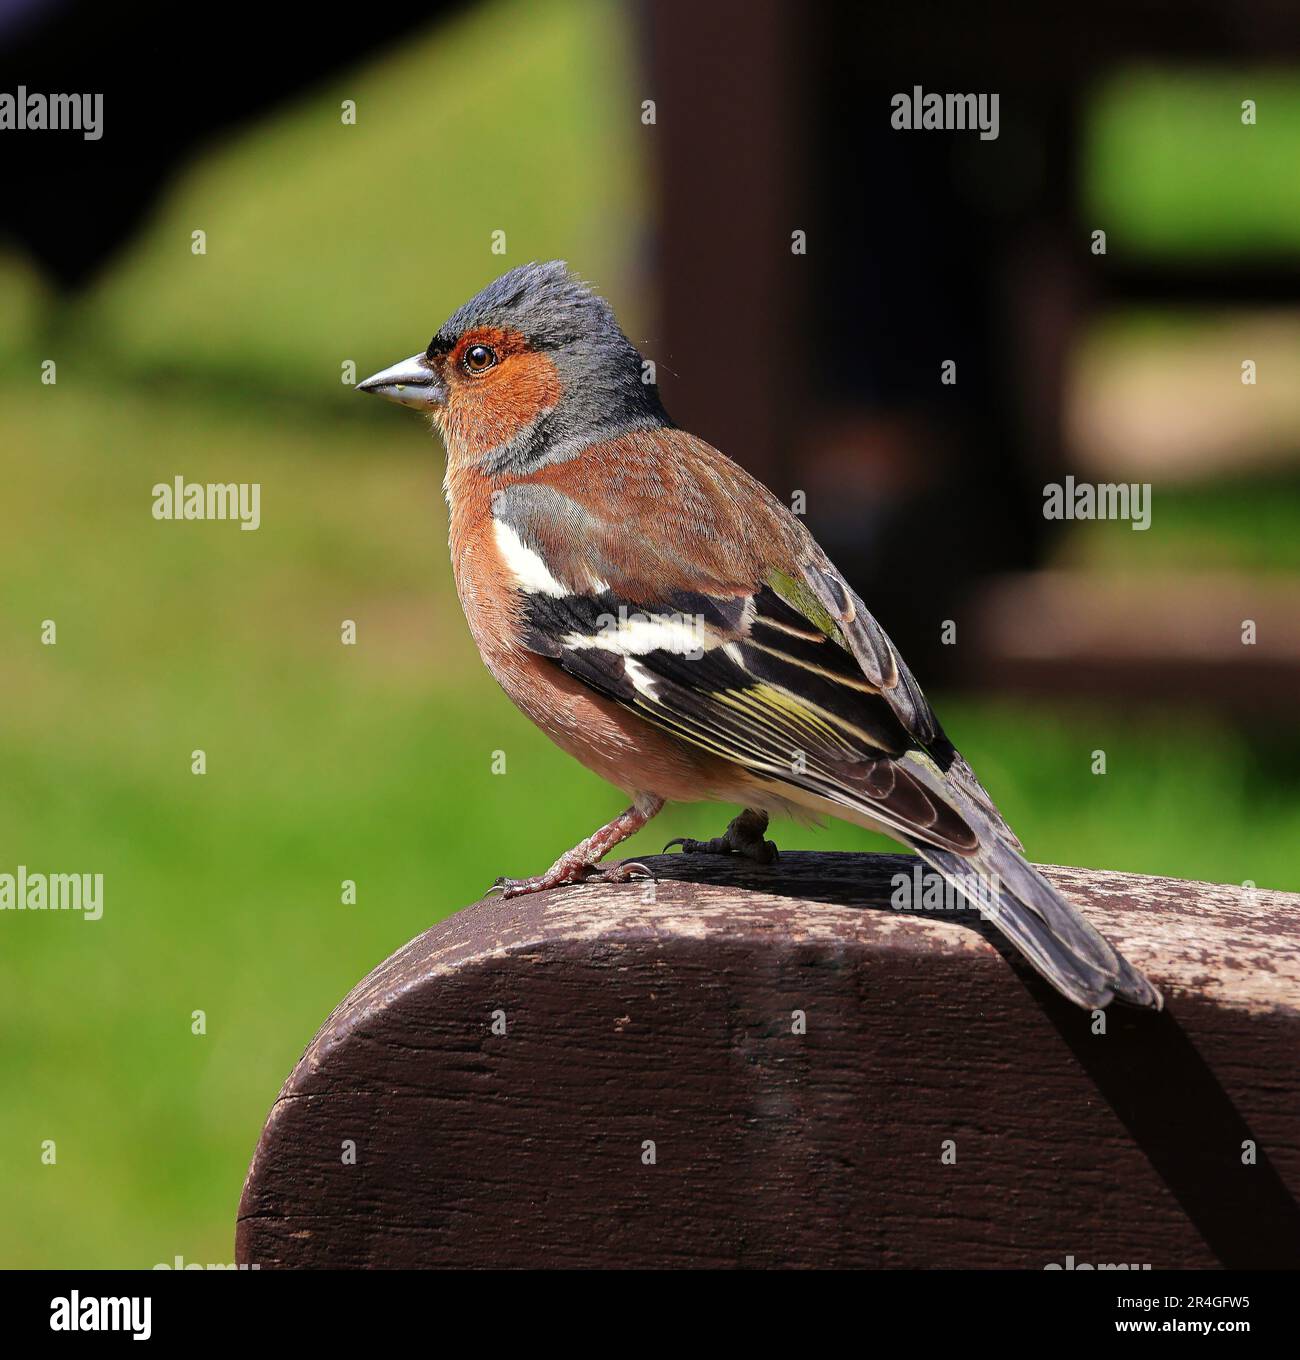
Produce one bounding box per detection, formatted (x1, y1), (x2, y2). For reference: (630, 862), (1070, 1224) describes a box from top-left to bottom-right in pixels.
(236, 851), (1300, 1268)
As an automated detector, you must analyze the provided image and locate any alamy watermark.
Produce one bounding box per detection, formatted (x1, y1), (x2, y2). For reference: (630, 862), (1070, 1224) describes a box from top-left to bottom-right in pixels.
(0, 866), (102, 921)
(1044, 1254), (1151, 1270)
(1043, 476), (1151, 531)
(50, 1293), (149, 1340)
(152, 478), (261, 531)
(890, 865), (999, 920)
(891, 86), (999, 140)
(154, 1254), (260, 1270)
(1, 87), (102, 140)
(592, 604), (708, 661)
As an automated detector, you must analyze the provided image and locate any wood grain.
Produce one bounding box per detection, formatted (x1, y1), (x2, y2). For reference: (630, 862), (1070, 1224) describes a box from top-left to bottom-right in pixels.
(236, 852), (1300, 1269)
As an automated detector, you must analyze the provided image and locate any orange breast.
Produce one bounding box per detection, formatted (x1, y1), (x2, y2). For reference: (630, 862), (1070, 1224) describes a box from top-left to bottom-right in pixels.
(444, 460), (741, 805)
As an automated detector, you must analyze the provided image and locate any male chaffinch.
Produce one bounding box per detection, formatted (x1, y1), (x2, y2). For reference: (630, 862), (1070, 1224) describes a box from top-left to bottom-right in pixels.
(359, 261), (1160, 1012)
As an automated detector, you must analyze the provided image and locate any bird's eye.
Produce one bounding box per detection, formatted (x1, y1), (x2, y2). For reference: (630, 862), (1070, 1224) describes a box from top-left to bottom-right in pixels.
(462, 344), (497, 374)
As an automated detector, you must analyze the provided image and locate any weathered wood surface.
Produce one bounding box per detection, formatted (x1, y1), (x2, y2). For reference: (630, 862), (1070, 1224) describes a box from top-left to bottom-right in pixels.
(236, 852), (1300, 1269)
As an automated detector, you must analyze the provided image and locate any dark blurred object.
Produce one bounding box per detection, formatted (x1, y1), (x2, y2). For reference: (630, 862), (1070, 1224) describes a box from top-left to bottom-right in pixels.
(8, 0), (1300, 707)
(0, 0), (466, 292)
(642, 0), (1300, 694)
(968, 571), (1300, 712)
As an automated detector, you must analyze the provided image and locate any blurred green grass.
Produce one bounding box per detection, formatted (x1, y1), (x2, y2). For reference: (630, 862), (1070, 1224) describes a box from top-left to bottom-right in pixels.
(0, 0), (648, 392)
(1058, 472), (1300, 573)
(1087, 68), (1300, 257)
(3, 1), (1300, 1269)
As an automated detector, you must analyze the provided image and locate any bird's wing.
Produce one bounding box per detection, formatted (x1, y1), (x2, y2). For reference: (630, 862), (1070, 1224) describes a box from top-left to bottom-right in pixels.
(488, 430), (1160, 1010)
(490, 438), (980, 854)
(783, 548), (1024, 850)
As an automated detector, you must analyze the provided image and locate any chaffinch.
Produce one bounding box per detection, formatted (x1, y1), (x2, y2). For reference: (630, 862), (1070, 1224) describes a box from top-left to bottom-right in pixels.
(359, 261), (1160, 1012)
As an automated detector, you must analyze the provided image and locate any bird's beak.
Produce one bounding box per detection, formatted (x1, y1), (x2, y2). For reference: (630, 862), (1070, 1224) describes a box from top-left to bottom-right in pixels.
(357, 353), (447, 410)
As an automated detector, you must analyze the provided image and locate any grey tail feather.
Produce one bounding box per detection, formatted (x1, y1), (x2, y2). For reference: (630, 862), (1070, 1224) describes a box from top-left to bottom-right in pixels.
(904, 836), (1163, 1011)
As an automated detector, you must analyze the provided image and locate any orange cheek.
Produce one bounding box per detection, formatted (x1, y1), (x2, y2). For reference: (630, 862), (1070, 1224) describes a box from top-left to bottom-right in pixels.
(443, 351), (564, 463)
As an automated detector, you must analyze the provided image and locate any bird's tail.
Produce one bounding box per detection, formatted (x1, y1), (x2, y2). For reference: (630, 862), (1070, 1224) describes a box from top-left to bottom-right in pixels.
(902, 832), (1162, 1011)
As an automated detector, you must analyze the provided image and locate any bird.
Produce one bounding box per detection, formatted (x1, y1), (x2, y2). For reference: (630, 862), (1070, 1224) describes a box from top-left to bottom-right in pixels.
(358, 260), (1161, 1012)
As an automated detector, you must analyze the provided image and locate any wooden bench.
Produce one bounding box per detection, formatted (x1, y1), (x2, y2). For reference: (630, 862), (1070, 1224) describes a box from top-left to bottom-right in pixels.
(236, 852), (1300, 1268)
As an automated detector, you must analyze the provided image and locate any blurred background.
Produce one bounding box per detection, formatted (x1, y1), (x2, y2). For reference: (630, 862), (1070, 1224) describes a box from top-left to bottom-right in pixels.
(2, 0), (1299, 1266)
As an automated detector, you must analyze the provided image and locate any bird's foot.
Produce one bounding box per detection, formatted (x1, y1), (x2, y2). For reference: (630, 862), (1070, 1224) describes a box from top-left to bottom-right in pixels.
(490, 856), (653, 901)
(663, 808), (779, 865)
(487, 798), (664, 900)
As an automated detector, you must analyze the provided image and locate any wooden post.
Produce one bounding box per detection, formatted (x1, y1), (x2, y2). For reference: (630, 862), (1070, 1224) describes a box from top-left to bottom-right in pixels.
(236, 852), (1300, 1269)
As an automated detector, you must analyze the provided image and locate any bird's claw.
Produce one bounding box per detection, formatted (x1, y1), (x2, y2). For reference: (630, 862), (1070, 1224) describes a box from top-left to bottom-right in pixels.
(662, 835), (728, 855)
(662, 831), (779, 864)
(488, 858), (653, 900)
(599, 859), (653, 883)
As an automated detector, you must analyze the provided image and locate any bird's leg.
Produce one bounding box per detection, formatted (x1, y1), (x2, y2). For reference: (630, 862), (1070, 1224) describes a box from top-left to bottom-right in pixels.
(664, 807), (779, 864)
(492, 795), (665, 900)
